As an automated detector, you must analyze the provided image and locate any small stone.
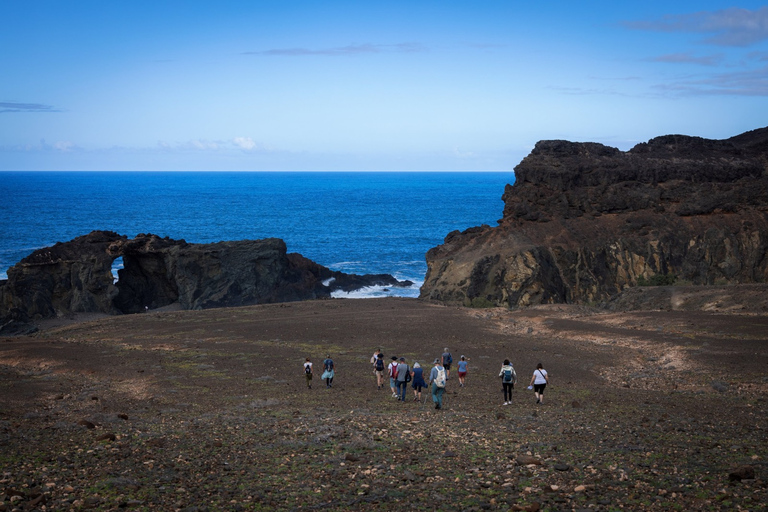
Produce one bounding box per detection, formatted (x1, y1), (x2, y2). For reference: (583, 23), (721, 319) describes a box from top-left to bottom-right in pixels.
(574, 485), (587, 492)
(515, 455), (542, 466)
(78, 419), (96, 429)
(571, 400), (581, 408)
(554, 463), (571, 471)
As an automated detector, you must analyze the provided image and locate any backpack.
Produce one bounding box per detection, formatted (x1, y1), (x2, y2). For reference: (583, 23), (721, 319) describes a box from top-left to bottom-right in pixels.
(404, 366), (411, 383)
(305, 364), (312, 375)
(502, 367), (515, 383)
(390, 363), (398, 379)
(434, 367), (446, 388)
(324, 359), (334, 372)
(375, 358), (384, 371)
(443, 353), (453, 365)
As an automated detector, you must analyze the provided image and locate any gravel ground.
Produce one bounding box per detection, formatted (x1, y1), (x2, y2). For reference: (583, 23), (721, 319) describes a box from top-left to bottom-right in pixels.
(1, 297), (766, 511)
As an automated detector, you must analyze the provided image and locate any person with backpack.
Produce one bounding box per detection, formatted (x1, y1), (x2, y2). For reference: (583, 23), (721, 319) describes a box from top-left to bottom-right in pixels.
(498, 359), (517, 405)
(321, 354), (335, 388)
(410, 362), (427, 402)
(429, 358), (447, 410)
(303, 357), (313, 389)
(387, 356), (399, 398)
(395, 357), (410, 402)
(529, 363), (549, 404)
(457, 355), (469, 387)
(441, 348), (453, 379)
(373, 353), (385, 390)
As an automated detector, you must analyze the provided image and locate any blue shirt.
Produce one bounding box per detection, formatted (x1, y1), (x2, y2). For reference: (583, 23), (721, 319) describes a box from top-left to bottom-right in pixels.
(457, 361), (468, 372)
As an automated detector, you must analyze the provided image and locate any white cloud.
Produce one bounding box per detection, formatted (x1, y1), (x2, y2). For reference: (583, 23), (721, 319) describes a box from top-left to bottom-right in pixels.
(233, 137), (260, 151)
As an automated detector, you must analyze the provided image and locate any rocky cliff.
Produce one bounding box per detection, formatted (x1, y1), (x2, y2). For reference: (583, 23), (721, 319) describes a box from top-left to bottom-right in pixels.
(0, 231), (412, 334)
(420, 127), (768, 307)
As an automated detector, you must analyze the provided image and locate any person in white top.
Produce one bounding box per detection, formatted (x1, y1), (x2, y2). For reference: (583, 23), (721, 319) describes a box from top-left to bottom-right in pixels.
(529, 363), (549, 405)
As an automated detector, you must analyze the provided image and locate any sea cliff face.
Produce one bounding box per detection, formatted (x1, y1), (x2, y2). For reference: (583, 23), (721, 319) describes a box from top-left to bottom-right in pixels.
(0, 231), (411, 334)
(420, 128), (768, 306)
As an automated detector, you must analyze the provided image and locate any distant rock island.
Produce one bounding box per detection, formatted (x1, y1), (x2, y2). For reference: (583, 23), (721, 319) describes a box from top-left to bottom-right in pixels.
(421, 127), (768, 306)
(0, 231), (412, 334)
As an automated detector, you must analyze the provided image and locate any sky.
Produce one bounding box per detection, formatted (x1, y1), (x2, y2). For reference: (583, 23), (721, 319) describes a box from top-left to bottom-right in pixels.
(1, 1), (767, 171)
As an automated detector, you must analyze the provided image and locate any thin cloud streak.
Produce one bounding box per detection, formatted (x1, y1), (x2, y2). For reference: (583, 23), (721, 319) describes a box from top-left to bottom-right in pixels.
(623, 7), (768, 47)
(648, 52), (725, 66)
(0, 101), (60, 113)
(243, 42), (426, 56)
(654, 65), (768, 96)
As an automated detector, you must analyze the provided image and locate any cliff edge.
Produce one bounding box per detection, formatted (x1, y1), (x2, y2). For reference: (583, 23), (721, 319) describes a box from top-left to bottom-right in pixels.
(420, 127), (768, 306)
(0, 232), (412, 334)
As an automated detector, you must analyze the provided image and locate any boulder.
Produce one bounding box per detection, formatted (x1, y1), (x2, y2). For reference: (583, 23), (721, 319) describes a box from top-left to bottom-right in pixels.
(421, 127), (768, 307)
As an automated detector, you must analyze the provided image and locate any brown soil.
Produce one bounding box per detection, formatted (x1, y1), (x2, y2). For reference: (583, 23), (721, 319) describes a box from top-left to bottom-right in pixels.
(1, 297), (766, 511)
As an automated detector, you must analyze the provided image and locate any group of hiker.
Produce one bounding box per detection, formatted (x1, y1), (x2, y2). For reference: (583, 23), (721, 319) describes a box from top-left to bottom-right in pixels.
(303, 347), (550, 409)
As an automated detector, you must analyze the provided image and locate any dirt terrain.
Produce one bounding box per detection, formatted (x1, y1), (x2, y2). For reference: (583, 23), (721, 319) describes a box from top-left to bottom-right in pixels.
(1, 297), (767, 511)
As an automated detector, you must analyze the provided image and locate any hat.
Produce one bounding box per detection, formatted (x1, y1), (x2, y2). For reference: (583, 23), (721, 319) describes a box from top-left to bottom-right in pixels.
(433, 358), (440, 364)
(399, 357), (405, 362)
(391, 356), (398, 360)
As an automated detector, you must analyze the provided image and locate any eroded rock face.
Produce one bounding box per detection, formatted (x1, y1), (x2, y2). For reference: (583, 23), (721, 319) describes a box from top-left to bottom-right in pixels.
(421, 127), (768, 307)
(0, 232), (412, 330)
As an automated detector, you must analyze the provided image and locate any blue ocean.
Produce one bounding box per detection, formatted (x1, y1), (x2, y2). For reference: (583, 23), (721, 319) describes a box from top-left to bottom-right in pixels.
(0, 172), (513, 298)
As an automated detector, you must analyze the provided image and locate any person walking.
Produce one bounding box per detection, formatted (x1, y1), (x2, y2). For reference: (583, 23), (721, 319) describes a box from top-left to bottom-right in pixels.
(441, 348), (453, 379)
(529, 363), (549, 404)
(303, 357), (313, 389)
(395, 357), (410, 402)
(373, 353), (386, 390)
(498, 359), (517, 405)
(388, 356), (399, 397)
(411, 362), (427, 402)
(429, 358), (447, 410)
(321, 354), (335, 388)
(457, 355), (469, 387)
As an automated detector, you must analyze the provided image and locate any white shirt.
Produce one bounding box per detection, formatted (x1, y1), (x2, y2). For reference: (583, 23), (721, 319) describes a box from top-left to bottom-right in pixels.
(533, 369), (548, 385)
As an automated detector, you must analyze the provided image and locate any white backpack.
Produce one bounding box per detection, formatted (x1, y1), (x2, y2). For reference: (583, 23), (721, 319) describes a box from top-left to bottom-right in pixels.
(434, 367), (446, 388)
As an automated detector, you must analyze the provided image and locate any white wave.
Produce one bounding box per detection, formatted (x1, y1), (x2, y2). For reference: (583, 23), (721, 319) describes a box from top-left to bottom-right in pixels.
(322, 277), (336, 286)
(331, 282), (421, 299)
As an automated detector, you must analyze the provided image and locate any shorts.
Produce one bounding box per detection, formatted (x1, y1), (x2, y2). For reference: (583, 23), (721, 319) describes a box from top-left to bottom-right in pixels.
(374, 370), (383, 377)
(458, 371), (466, 378)
(534, 383), (546, 394)
(443, 363), (451, 371)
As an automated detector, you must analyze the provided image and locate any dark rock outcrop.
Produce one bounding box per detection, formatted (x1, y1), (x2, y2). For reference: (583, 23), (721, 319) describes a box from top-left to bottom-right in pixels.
(0, 232), (412, 332)
(421, 127), (768, 307)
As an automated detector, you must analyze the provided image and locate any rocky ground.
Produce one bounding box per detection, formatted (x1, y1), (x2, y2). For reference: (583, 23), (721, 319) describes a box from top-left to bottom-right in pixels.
(1, 296), (767, 511)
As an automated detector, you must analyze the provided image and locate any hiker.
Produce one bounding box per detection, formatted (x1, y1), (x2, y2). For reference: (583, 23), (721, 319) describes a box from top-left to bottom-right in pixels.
(498, 358), (517, 405)
(395, 357), (410, 402)
(303, 357), (313, 389)
(529, 363), (549, 404)
(388, 356), (399, 397)
(321, 354), (335, 388)
(411, 362), (427, 402)
(370, 348), (381, 367)
(442, 347), (453, 378)
(457, 355), (468, 387)
(373, 353), (385, 390)
(429, 358), (447, 410)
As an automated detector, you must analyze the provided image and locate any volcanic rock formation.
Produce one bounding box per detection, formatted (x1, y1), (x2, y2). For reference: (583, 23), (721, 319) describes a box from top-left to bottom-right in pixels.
(0, 231), (412, 334)
(420, 127), (768, 307)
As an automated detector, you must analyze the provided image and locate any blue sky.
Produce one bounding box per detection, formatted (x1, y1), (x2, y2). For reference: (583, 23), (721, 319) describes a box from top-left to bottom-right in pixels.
(1, 1), (767, 171)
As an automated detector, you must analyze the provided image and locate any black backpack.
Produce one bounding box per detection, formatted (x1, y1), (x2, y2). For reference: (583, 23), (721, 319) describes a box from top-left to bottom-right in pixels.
(375, 358), (384, 371)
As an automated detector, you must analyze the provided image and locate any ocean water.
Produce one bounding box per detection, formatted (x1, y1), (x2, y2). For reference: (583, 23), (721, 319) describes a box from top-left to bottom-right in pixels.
(0, 171), (513, 298)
